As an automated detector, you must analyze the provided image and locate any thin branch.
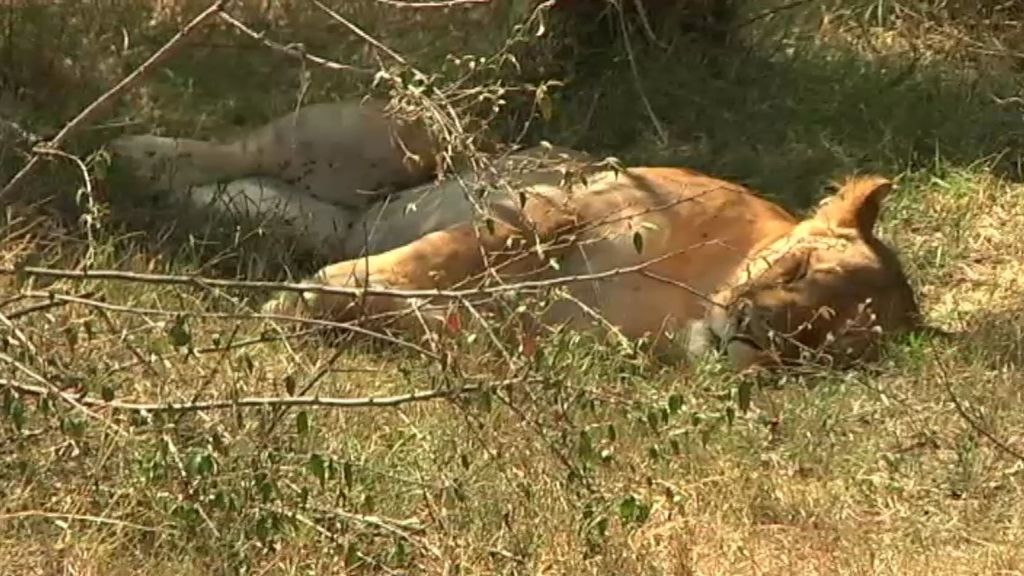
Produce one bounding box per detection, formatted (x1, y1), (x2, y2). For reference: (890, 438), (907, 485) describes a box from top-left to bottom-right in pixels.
(0, 352), (128, 436)
(0, 247), (712, 303)
(0, 116), (45, 145)
(104, 327), (327, 375)
(5, 290), (92, 320)
(631, 0), (668, 49)
(0, 309), (37, 356)
(0, 511), (165, 533)
(1, 376), (526, 413)
(937, 356), (1024, 463)
(737, 0), (816, 29)
(218, 11), (373, 74)
(14, 290), (442, 360)
(32, 147), (102, 262)
(0, 0), (229, 199)
(374, 0), (490, 7)
(311, 0), (409, 65)
(297, 504), (442, 560)
(615, 0), (668, 146)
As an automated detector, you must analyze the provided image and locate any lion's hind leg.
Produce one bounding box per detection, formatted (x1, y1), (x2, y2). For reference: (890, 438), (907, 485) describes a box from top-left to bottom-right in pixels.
(108, 134), (257, 194)
(182, 177), (358, 259)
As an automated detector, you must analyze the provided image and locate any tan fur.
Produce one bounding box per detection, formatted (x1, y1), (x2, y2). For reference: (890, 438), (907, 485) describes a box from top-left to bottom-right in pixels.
(110, 99), (436, 210)
(265, 165), (922, 371)
(109, 99), (922, 370)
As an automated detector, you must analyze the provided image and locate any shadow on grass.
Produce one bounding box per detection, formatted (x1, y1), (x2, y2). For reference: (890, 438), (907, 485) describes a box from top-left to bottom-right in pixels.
(7, 1), (1024, 280)
(79, 32), (1024, 280)
(535, 35), (1024, 211)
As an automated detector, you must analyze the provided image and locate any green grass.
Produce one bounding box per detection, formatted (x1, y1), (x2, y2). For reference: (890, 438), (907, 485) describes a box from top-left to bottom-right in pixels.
(3, 1), (1024, 574)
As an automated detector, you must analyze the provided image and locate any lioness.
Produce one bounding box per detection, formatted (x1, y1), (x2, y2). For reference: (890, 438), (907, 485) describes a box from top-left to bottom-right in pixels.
(110, 99), (926, 370)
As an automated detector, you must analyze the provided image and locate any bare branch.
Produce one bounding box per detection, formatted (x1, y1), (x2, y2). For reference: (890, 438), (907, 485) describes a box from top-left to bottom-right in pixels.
(374, 0), (490, 7)
(218, 11), (373, 74)
(0, 511), (164, 533)
(311, 0), (409, 66)
(0, 0), (229, 199)
(0, 247), (713, 303)
(14, 290), (442, 360)
(614, 0), (668, 146)
(3, 290), (96, 320)
(32, 147), (102, 261)
(937, 356), (1024, 463)
(0, 352), (128, 436)
(1, 376), (527, 413)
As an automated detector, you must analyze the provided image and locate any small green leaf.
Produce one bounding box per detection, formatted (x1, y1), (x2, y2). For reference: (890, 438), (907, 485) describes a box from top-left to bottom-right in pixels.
(618, 494), (651, 525)
(667, 393), (684, 414)
(737, 380), (753, 413)
(166, 316), (192, 348)
(646, 409), (660, 431)
(61, 415), (86, 438)
(578, 429), (595, 461)
(342, 460), (354, 491)
(478, 387), (492, 412)
(632, 230), (644, 254)
(101, 385), (115, 402)
(6, 396), (26, 431)
(345, 543), (361, 567)
(296, 411), (310, 436)
(392, 539), (408, 565)
(283, 375), (297, 396)
(185, 449), (214, 478)
(308, 453), (328, 487)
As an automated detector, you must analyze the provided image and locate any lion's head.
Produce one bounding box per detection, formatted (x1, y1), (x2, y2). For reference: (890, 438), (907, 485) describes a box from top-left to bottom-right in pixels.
(706, 175), (925, 371)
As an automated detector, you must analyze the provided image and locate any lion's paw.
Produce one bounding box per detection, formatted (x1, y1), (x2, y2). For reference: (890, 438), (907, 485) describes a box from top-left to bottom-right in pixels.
(261, 290), (319, 318)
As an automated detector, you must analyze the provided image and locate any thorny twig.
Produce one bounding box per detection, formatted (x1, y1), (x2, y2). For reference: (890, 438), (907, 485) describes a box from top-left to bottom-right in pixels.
(0, 0), (229, 199)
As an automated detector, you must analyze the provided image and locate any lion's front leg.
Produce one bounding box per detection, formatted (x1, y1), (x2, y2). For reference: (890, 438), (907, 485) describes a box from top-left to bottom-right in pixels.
(261, 223), (493, 329)
(261, 258), (379, 320)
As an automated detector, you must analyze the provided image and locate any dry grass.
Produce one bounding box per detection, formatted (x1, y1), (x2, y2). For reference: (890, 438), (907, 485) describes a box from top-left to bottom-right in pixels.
(3, 1), (1024, 574)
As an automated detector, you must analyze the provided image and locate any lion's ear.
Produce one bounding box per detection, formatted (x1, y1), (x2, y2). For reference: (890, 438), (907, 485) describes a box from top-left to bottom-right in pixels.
(813, 175), (893, 236)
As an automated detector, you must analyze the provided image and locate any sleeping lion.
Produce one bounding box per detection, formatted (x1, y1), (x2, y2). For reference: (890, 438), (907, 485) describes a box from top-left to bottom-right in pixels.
(109, 98), (927, 370)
